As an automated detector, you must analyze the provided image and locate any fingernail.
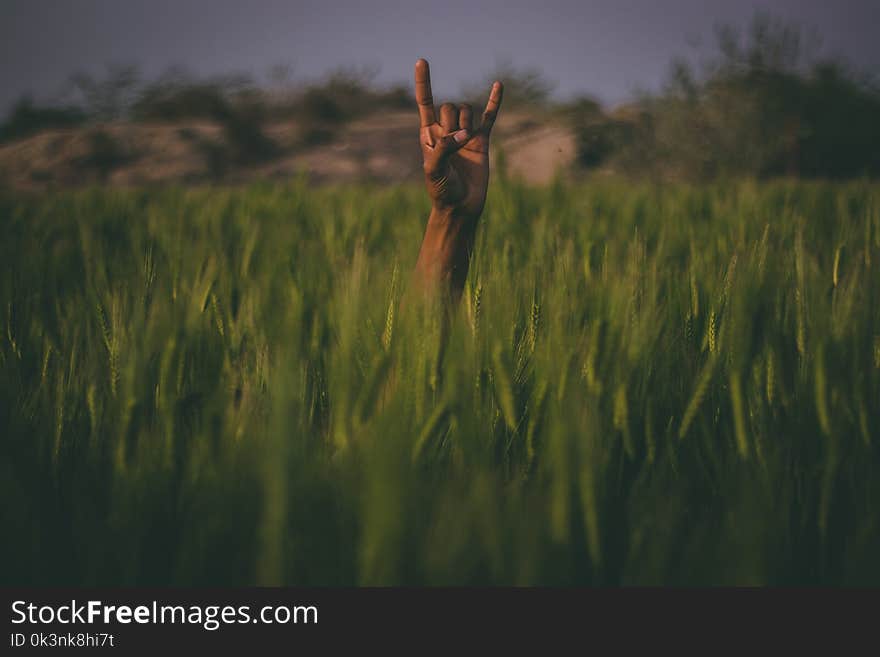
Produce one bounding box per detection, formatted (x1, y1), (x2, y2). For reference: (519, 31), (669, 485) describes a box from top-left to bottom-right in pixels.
(453, 130), (469, 143)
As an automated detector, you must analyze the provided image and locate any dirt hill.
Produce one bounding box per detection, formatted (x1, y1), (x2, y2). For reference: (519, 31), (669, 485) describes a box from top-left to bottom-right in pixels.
(0, 111), (577, 190)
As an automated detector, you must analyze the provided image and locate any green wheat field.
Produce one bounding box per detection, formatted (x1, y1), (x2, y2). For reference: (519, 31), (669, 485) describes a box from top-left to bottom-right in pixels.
(2, 176), (879, 585)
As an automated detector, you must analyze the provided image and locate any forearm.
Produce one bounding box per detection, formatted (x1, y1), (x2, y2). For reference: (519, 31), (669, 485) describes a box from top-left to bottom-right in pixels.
(408, 59), (501, 309)
(413, 206), (477, 305)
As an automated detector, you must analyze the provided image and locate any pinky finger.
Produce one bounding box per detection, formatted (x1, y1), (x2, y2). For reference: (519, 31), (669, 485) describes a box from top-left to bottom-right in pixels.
(480, 81), (504, 134)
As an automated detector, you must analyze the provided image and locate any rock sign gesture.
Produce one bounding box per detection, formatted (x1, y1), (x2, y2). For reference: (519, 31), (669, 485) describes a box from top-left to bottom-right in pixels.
(413, 59), (503, 304)
(416, 58), (504, 217)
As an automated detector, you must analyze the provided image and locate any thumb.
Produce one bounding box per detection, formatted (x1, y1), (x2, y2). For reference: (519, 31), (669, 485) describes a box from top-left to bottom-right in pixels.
(424, 130), (469, 180)
(435, 129), (470, 157)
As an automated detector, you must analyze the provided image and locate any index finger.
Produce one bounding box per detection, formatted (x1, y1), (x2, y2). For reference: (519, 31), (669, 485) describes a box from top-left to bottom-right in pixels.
(415, 58), (436, 127)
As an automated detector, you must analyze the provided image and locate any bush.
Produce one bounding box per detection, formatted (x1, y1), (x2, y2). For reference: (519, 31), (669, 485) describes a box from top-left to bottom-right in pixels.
(464, 61), (554, 109)
(78, 129), (133, 180)
(131, 70), (280, 168)
(220, 96), (280, 166)
(285, 68), (410, 148)
(68, 65), (141, 122)
(132, 82), (231, 122)
(563, 13), (880, 181)
(603, 13), (880, 180)
(0, 98), (86, 144)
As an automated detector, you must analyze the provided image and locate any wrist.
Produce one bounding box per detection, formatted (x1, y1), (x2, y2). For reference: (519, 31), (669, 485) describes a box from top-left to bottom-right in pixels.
(415, 206), (478, 296)
(427, 204), (478, 230)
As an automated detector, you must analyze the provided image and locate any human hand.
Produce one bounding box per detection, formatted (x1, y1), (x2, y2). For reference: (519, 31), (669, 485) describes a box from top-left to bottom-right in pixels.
(415, 58), (503, 219)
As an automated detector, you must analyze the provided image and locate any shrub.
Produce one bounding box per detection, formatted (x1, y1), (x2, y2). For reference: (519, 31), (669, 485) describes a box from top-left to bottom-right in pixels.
(78, 129), (133, 179)
(0, 98), (86, 144)
(606, 13), (880, 180)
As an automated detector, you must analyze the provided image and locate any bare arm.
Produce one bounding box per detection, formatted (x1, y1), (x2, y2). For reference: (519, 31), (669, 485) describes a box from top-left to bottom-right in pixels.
(412, 59), (504, 307)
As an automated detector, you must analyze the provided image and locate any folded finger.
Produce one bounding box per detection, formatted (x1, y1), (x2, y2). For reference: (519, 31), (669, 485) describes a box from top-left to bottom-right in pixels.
(458, 104), (473, 133)
(439, 103), (459, 133)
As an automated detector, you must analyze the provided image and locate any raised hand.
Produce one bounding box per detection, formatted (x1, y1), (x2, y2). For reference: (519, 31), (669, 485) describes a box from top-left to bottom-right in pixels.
(415, 58), (503, 219)
(412, 59), (503, 304)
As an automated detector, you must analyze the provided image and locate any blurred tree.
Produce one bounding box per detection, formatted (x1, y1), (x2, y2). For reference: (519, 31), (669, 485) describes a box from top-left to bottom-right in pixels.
(68, 64), (142, 121)
(464, 60), (554, 108)
(604, 12), (880, 180)
(0, 97), (86, 143)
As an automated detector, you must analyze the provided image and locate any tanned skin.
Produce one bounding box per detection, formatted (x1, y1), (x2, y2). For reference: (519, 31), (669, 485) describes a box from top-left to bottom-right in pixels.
(412, 58), (504, 308)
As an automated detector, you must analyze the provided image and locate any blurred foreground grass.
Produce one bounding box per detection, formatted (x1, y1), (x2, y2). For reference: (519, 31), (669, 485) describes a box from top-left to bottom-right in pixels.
(1, 177), (879, 585)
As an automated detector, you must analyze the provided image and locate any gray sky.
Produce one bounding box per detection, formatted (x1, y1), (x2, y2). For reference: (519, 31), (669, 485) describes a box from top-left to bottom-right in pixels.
(2, 0), (879, 115)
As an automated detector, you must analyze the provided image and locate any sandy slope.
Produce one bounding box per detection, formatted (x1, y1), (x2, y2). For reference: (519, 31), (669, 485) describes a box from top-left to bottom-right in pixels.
(0, 111), (577, 190)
